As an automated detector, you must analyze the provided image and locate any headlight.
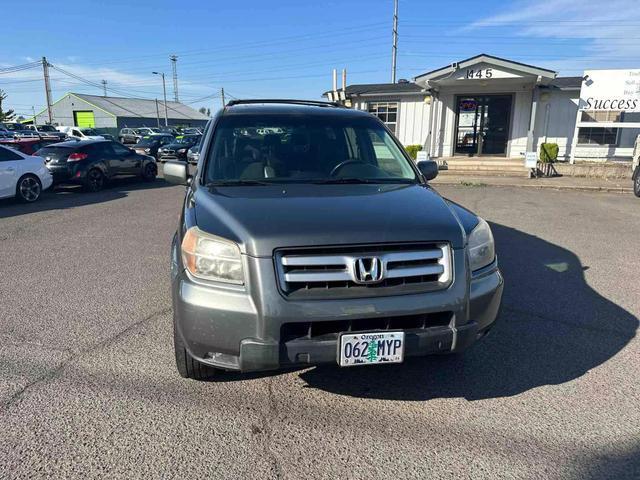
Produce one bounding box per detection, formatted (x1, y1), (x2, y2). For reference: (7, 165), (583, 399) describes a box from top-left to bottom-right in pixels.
(144, 148), (151, 153)
(181, 227), (244, 284)
(468, 217), (495, 271)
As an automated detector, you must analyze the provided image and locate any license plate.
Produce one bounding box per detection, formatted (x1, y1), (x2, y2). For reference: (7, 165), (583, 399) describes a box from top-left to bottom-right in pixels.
(339, 331), (405, 367)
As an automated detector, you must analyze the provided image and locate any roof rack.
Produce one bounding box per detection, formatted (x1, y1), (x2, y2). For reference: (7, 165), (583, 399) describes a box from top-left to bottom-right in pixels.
(225, 99), (344, 108)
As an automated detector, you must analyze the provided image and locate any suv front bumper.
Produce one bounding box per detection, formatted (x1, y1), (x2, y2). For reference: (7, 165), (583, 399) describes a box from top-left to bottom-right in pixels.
(172, 246), (503, 373)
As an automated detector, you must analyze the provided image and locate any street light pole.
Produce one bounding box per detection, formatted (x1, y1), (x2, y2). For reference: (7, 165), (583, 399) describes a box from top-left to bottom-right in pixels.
(153, 71), (169, 127)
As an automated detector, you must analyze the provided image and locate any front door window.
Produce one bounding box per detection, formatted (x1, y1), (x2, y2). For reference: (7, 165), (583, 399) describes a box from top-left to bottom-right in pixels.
(455, 95), (512, 156)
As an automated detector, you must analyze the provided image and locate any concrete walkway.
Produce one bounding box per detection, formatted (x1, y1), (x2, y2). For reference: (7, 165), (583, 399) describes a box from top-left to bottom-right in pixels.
(432, 174), (634, 194)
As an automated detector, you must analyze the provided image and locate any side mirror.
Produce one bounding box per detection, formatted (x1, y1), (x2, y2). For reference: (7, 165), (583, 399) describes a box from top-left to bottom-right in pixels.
(417, 159), (439, 181)
(164, 160), (189, 186)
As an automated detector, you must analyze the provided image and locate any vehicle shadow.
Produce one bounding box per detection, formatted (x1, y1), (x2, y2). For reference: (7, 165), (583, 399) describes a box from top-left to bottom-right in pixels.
(575, 441), (640, 479)
(0, 177), (176, 220)
(298, 222), (638, 401)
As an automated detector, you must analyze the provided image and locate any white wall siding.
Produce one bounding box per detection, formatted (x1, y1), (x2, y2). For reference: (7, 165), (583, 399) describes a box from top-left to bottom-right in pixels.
(352, 96), (430, 146)
(396, 98), (429, 145)
(508, 90), (531, 157)
(534, 90), (578, 160)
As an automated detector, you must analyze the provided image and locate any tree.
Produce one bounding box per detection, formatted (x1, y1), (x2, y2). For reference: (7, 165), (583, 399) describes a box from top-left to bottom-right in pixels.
(198, 107), (212, 117)
(366, 339), (378, 362)
(0, 89), (16, 122)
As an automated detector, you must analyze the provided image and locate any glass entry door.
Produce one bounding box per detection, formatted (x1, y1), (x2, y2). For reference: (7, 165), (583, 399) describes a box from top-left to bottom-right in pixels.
(454, 95), (512, 156)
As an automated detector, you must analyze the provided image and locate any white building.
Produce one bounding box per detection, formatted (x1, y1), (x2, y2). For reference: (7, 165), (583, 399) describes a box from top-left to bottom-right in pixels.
(327, 54), (640, 163)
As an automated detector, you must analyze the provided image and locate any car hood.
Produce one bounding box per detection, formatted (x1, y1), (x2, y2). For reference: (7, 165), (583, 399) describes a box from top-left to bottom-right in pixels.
(161, 143), (192, 150)
(193, 183), (467, 257)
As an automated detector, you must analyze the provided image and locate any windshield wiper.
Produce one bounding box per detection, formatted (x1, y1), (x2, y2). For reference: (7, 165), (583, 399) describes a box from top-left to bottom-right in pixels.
(312, 178), (415, 185)
(205, 179), (272, 187)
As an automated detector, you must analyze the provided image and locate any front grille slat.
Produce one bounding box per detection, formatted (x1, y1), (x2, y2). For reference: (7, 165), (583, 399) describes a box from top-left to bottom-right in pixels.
(280, 312), (453, 342)
(276, 243), (453, 300)
(385, 264), (444, 279)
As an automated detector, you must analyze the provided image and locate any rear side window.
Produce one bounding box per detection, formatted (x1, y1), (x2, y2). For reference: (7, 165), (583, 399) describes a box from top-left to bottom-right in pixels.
(0, 145), (22, 161)
(35, 146), (74, 160)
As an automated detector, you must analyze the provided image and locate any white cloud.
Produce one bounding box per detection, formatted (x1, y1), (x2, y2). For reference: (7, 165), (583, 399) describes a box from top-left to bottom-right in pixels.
(466, 0), (640, 75)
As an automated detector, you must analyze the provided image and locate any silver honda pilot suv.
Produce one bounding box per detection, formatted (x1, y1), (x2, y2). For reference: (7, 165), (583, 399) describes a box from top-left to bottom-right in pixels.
(165, 100), (503, 379)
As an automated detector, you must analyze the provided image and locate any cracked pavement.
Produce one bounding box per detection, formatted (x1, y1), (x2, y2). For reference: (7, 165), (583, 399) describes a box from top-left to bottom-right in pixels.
(0, 178), (639, 479)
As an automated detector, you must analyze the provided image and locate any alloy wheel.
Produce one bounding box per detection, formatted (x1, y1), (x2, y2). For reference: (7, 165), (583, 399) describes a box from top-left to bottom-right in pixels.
(87, 170), (104, 191)
(19, 177), (41, 202)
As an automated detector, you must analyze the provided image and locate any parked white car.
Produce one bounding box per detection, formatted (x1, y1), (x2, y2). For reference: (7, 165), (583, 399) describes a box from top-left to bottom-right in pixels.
(56, 126), (104, 141)
(0, 145), (53, 202)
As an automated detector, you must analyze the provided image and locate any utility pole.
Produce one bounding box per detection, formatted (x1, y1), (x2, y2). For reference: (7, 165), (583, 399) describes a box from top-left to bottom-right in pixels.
(32, 106), (37, 127)
(42, 57), (53, 124)
(391, 0), (398, 83)
(221, 87), (225, 108)
(155, 99), (160, 127)
(153, 71), (169, 126)
(170, 55), (179, 102)
(101, 80), (107, 97)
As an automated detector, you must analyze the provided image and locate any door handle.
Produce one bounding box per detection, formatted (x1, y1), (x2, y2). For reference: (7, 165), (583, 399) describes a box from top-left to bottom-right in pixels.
(7, 167), (15, 172)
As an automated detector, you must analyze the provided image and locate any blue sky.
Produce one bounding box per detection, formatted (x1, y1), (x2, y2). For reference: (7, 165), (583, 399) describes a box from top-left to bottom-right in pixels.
(2, 0), (640, 118)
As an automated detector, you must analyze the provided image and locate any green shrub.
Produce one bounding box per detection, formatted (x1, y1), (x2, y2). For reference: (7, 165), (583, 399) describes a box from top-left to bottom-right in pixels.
(539, 143), (559, 163)
(405, 144), (423, 160)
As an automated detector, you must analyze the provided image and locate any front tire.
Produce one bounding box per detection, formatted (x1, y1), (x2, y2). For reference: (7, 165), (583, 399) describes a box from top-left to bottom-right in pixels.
(84, 168), (105, 192)
(174, 322), (217, 380)
(142, 162), (157, 182)
(634, 171), (640, 198)
(16, 174), (42, 203)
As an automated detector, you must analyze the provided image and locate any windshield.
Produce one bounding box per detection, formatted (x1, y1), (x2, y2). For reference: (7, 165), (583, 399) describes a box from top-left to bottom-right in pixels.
(37, 125), (57, 132)
(80, 128), (100, 136)
(137, 136), (168, 146)
(3, 123), (23, 131)
(175, 135), (201, 145)
(204, 115), (416, 185)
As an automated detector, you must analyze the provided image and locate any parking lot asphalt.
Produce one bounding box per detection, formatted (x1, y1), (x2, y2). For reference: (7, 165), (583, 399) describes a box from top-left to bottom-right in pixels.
(1, 176), (639, 479)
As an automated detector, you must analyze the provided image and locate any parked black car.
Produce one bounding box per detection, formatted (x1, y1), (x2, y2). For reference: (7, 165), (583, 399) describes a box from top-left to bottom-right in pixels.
(157, 135), (201, 163)
(633, 164), (640, 197)
(36, 139), (157, 192)
(132, 133), (174, 159)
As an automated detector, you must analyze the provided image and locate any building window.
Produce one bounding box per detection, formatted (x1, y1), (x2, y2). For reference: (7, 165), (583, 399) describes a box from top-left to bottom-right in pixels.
(368, 102), (398, 133)
(577, 127), (618, 145)
(580, 110), (622, 123)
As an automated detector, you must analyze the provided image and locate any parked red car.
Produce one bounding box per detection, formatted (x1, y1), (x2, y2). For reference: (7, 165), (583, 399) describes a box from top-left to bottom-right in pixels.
(0, 138), (59, 155)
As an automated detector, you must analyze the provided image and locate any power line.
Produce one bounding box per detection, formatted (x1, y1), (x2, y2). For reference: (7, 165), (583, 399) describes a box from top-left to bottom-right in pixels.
(0, 60), (42, 75)
(74, 22), (389, 68)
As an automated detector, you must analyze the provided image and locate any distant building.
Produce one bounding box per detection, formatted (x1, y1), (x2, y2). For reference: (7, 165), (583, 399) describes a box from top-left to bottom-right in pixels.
(33, 92), (209, 132)
(325, 54), (640, 163)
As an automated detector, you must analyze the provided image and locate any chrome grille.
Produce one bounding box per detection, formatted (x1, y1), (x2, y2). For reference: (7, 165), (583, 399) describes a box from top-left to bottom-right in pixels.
(276, 243), (452, 299)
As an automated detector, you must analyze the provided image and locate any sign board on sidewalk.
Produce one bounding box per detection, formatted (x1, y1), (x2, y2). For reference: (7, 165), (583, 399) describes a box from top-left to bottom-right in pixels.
(524, 152), (537, 169)
(579, 69), (640, 112)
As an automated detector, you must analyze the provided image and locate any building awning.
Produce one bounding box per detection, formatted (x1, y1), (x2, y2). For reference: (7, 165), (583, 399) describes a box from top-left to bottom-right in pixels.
(414, 53), (557, 88)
